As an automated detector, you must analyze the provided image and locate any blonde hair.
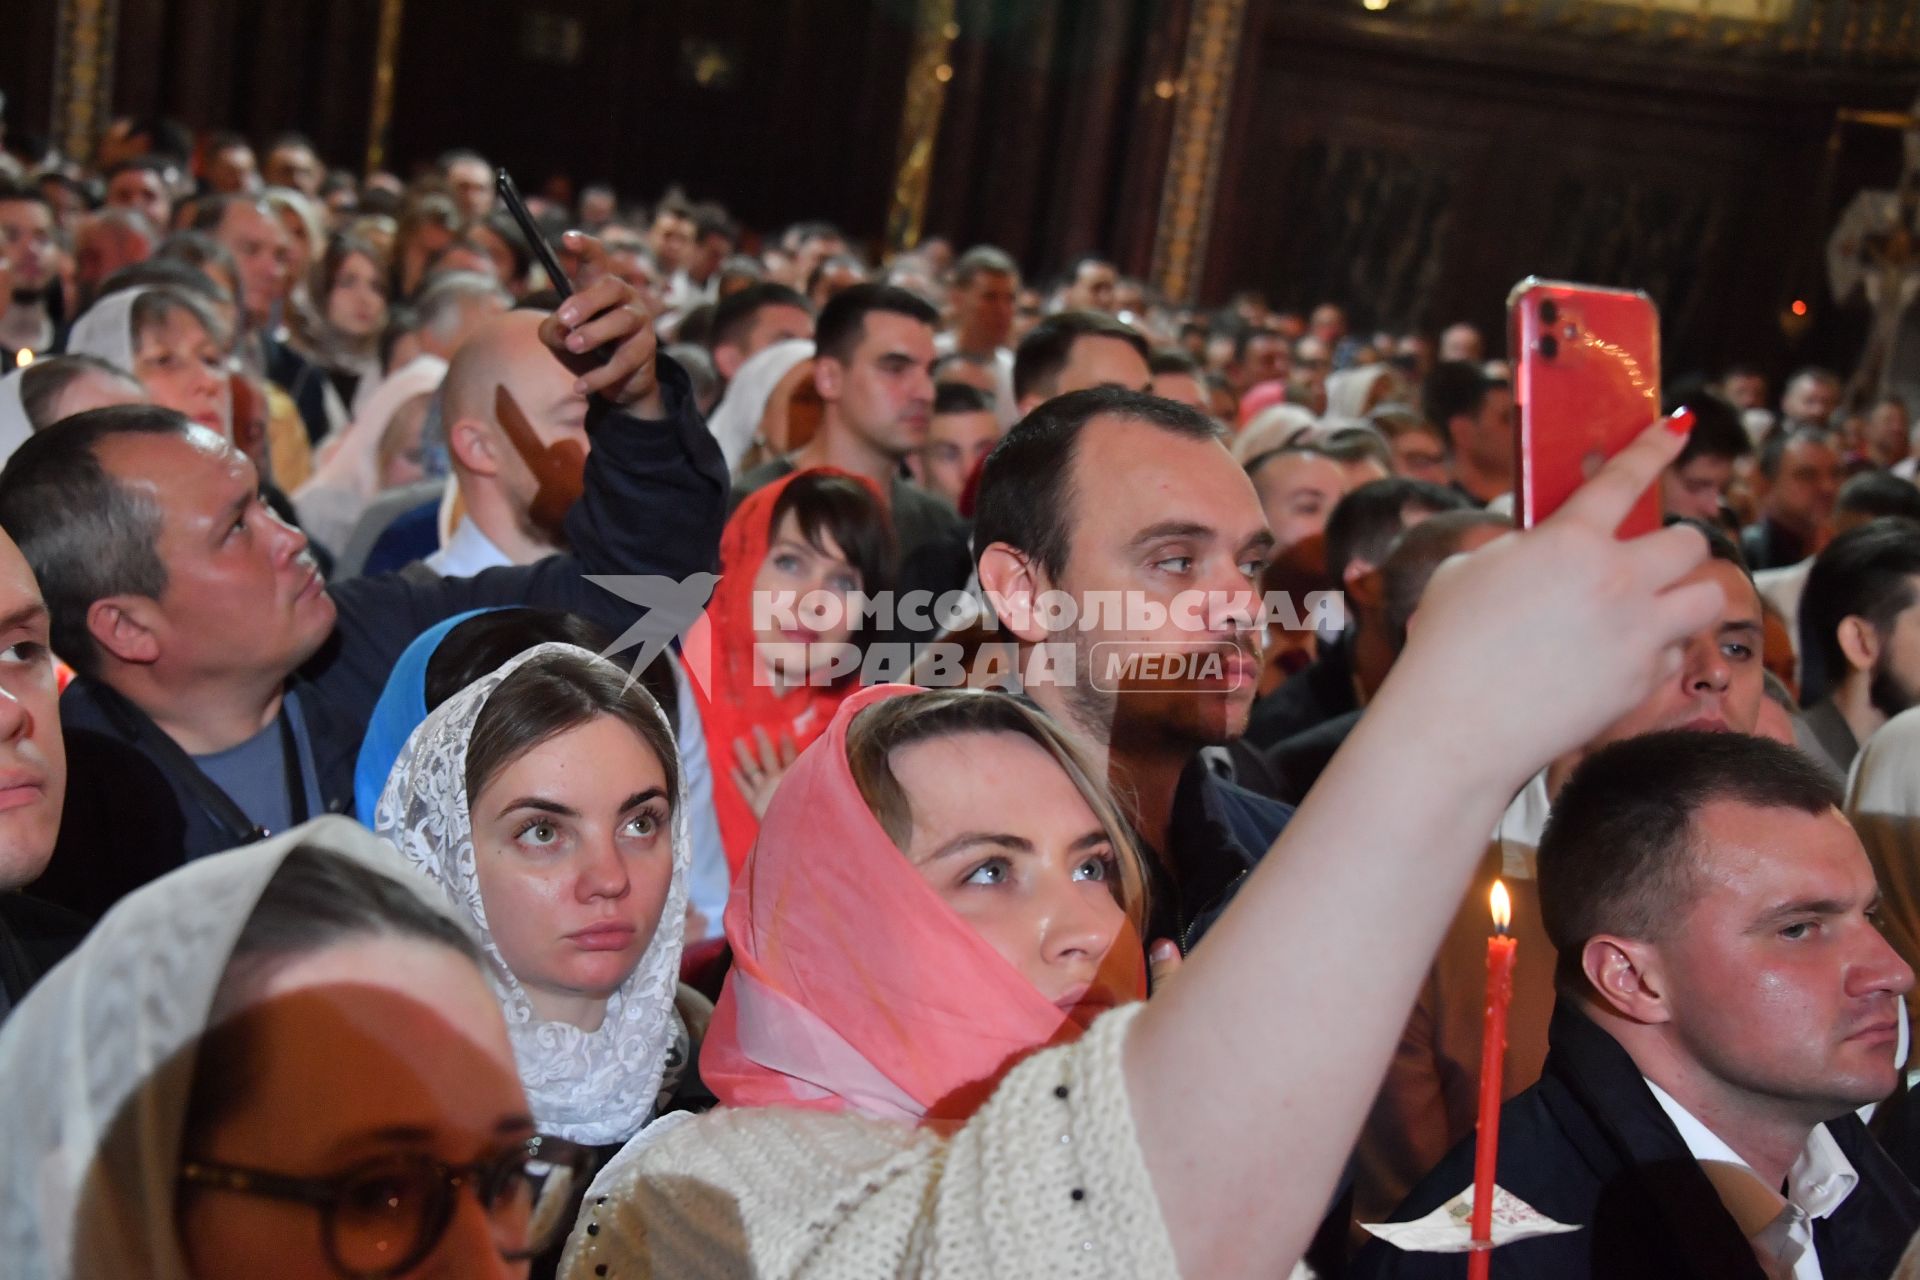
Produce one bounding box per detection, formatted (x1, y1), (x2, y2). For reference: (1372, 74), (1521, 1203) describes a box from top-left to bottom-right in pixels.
(845, 689), (1150, 937)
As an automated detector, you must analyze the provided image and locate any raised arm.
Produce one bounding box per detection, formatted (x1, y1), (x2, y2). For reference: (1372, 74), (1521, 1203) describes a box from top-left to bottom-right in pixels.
(1122, 418), (1721, 1277)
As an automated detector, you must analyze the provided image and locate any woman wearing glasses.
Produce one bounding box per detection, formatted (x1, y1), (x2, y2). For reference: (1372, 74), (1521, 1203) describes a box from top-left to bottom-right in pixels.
(0, 817), (592, 1279)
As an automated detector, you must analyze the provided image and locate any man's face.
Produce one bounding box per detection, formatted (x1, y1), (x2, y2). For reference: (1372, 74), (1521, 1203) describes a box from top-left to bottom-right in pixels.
(1647, 802), (1911, 1121)
(0, 199), (57, 293)
(1588, 559), (1764, 744)
(217, 202), (292, 328)
(917, 409), (1001, 509)
(1389, 428), (1450, 486)
(263, 145), (321, 196)
(1723, 373), (1768, 412)
(1660, 454), (1735, 523)
(1865, 576), (1920, 721)
(1249, 451), (1346, 554)
(1240, 333), (1290, 388)
(1766, 438), (1842, 532)
(1869, 402), (1911, 460)
(1046, 416), (1274, 749)
(954, 270), (1017, 351)
(96, 428), (336, 689)
(106, 167), (172, 228)
(0, 531), (64, 891)
(807, 260), (864, 310)
(445, 160), (493, 219)
(1783, 376), (1840, 425)
(1066, 261), (1117, 313)
(207, 145), (260, 196)
(1309, 304), (1346, 346)
(74, 216), (155, 300)
(580, 189), (616, 227)
(733, 303), (814, 370)
(1438, 324), (1483, 363)
(649, 213), (695, 274)
(1456, 385), (1516, 473)
(819, 312), (936, 458)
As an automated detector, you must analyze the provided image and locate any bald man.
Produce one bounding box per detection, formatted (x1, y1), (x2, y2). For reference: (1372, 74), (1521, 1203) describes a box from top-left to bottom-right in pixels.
(433, 309), (594, 574)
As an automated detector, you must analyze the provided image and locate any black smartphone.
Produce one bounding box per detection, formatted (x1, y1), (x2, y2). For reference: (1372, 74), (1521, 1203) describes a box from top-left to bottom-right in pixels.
(495, 168), (574, 300)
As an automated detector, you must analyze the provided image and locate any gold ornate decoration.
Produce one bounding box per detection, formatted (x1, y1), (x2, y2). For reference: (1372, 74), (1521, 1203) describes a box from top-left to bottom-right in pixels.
(365, 0), (407, 177)
(52, 0), (119, 165)
(1150, 0), (1251, 304)
(886, 0), (959, 256)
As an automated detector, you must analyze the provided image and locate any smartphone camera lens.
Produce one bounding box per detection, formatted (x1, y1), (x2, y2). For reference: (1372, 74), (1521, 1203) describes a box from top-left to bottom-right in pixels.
(1539, 299), (1559, 325)
(1538, 334), (1559, 360)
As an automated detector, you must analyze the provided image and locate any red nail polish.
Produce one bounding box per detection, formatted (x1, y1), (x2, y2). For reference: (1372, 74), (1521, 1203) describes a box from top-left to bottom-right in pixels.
(1665, 408), (1696, 437)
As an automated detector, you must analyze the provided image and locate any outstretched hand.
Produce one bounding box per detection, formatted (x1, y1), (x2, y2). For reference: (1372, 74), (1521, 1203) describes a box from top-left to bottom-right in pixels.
(1387, 411), (1723, 787)
(537, 231), (664, 416)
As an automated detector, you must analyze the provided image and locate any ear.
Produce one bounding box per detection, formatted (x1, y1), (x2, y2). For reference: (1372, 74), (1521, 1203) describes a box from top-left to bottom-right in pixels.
(1580, 935), (1670, 1025)
(86, 597), (162, 667)
(1344, 562), (1383, 608)
(447, 417), (501, 479)
(812, 356), (844, 402)
(713, 343), (744, 382)
(976, 541), (1049, 646)
(1838, 615), (1883, 676)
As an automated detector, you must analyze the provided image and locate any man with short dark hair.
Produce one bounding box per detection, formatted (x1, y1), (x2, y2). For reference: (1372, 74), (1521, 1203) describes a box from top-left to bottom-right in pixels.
(0, 186), (62, 364)
(1661, 392), (1751, 527)
(1059, 254), (1117, 313)
(1356, 732), (1918, 1280)
(1354, 525), (1768, 1225)
(1794, 518), (1920, 781)
(1227, 326), (1290, 396)
(732, 283), (962, 574)
(201, 132), (259, 196)
(72, 208), (156, 310)
(1147, 348), (1210, 413)
(438, 149), (493, 219)
(907, 382), (999, 512)
(3, 265), (726, 920)
(974, 386), (1291, 949)
(1422, 359), (1513, 507)
(262, 133), (322, 197)
(1743, 427), (1843, 571)
(706, 282), (813, 383)
(1011, 310), (1151, 415)
(1781, 366), (1842, 431)
(1755, 468), (1920, 668)
(937, 245), (1019, 421)
(1242, 482), (1473, 754)
(104, 157), (174, 230)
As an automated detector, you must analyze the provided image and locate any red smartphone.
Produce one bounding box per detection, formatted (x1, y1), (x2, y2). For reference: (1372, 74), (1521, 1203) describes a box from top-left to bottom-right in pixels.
(1508, 277), (1662, 537)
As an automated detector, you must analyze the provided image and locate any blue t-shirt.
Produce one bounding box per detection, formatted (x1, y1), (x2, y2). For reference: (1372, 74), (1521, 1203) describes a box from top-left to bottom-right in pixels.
(191, 691), (325, 840)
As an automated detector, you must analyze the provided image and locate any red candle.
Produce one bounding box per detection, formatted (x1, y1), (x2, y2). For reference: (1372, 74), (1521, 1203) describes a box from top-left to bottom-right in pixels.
(1468, 880), (1517, 1280)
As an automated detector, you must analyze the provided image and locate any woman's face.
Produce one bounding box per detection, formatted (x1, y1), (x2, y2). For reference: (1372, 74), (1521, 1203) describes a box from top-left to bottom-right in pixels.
(135, 309), (229, 433)
(469, 715), (675, 1029)
(891, 729), (1132, 1023)
(273, 206), (312, 298)
(178, 935), (531, 1280)
(325, 251), (387, 341)
(750, 510), (861, 679)
(378, 393), (432, 489)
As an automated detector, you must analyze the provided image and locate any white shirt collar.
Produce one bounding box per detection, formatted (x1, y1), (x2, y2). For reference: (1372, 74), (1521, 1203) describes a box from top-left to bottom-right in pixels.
(1644, 1078), (1857, 1279)
(425, 516), (513, 578)
(1493, 770), (1552, 880)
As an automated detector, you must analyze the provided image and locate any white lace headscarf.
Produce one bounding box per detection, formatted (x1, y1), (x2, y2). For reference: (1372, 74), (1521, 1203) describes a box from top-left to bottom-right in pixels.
(375, 642), (692, 1146)
(0, 816), (463, 1280)
(62, 288), (144, 377)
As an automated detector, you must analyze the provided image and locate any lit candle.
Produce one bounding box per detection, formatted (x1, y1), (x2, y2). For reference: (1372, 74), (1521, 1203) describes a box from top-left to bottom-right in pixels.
(1468, 880), (1517, 1280)
(15, 349), (33, 370)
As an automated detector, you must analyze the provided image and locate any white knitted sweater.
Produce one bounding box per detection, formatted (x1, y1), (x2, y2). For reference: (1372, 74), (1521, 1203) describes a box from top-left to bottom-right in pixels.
(560, 1002), (1181, 1279)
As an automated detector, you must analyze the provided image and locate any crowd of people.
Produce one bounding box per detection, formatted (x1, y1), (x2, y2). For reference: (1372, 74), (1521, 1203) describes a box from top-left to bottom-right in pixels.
(2, 117), (1920, 1279)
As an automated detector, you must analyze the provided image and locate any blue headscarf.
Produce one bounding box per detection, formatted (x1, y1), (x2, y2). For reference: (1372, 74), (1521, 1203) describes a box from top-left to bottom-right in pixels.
(353, 609), (497, 819)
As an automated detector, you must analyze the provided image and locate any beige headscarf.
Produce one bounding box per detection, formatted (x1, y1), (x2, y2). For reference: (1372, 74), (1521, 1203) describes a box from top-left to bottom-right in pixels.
(0, 816), (464, 1280)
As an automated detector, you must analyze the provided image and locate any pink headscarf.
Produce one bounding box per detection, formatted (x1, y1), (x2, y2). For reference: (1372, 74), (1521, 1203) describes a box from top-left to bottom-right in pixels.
(700, 684), (1147, 1127)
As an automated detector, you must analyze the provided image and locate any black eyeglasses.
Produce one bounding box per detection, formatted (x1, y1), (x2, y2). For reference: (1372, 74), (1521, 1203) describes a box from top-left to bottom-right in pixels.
(178, 1134), (594, 1279)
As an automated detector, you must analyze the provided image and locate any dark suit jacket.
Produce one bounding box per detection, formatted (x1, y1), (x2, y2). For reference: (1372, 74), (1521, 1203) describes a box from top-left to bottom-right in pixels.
(1352, 1004), (1920, 1280)
(32, 358), (729, 920)
(0, 891), (86, 1021)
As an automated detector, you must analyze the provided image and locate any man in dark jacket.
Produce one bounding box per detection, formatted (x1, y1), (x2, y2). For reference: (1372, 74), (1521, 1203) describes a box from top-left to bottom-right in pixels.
(3, 250), (729, 919)
(1354, 731), (1917, 1280)
(973, 386), (1291, 951)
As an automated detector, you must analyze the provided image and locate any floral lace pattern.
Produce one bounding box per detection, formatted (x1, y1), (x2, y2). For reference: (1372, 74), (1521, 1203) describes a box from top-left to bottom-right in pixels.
(375, 643), (692, 1146)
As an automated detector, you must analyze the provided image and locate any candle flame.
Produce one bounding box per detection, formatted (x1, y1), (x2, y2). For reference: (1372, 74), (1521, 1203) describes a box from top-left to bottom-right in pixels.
(15, 349), (33, 369)
(1490, 880), (1512, 934)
